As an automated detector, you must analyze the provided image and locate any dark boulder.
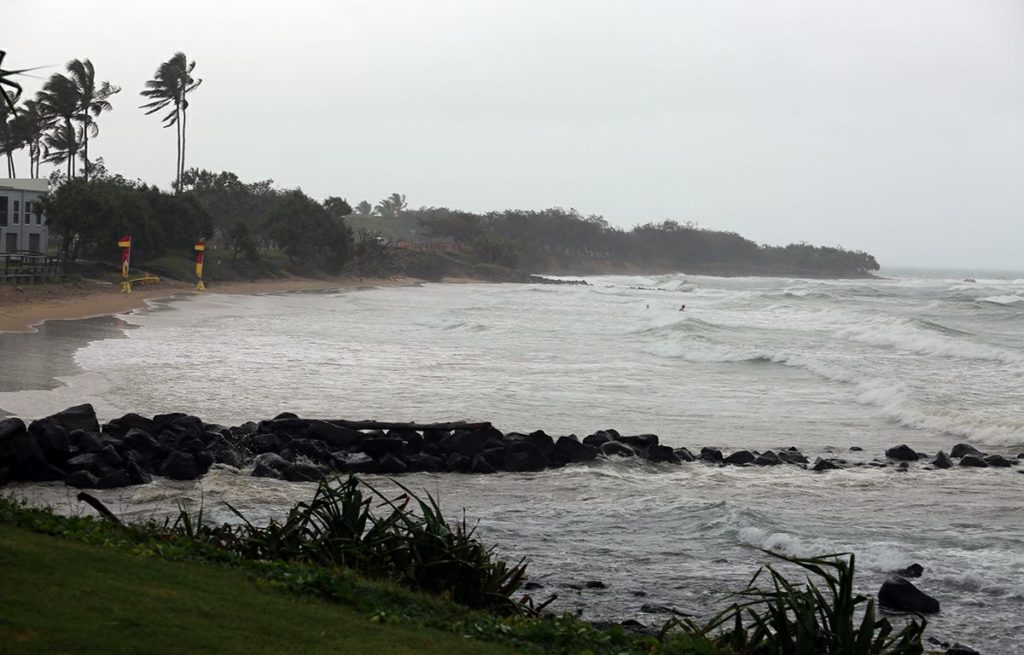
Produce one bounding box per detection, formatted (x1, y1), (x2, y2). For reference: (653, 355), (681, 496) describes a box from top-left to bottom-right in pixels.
(754, 451), (782, 466)
(983, 454), (1012, 468)
(28, 419), (71, 462)
(878, 576), (940, 614)
(404, 453), (445, 472)
(378, 453), (409, 474)
(0, 429), (50, 480)
(674, 447), (695, 462)
(600, 441), (635, 458)
(49, 404), (100, 434)
(446, 453), (472, 473)
(619, 434), (658, 453)
(159, 452), (200, 480)
(471, 454), (497, 474)
(440, 430), (498, 458)
(307, 421), (363, 448)
(103, 413), (158, 438)
(76, 432), (104, 453)
(932, 451), (953, 469)
(646, 444), (682, 464)
(778, 450), (809, 464)
(849, 446), (863, 451)
(525, 430), (556, 456)
(885, 444), (919, 461)
(252, 463), (282, 479)
(96, 470), (132, 489)
(289, 438), (331, 462)
(65, 452), (111, 477)
(123, 428), (161, 456)
(583, 430), (618, 448)
(389, 429), (424, 453)
(584, 580), (606, 589)
(960, 455), (989, 468)
(124, 456), (152, 485)
(480, 447), (508, 470)
(724, 450), (755, 465)
(950, 443), (984, 458)
(0, 417), (26, 441)
(253, 452), (289, 471)
(894, 563), (924, 578)
(811, 457), (841, 472)
(360, 438), (405, 459)
(266, 417), (310, 433)
(506, 443), (550, 471)
(246, 433), (280, 455)
(65, 470), (99, 489)
(334, 452), (378, 473)
(554, 436), (598, 463)
(282, 462), (324, 482)
(97, 444), (124, 469)
(522, 581), (544, 590)
(699, 447), (723, 463)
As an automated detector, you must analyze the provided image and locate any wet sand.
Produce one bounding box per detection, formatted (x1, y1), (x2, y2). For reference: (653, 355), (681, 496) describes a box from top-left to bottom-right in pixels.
(0, 275), (421, 417)
(0, 276), (419, 333)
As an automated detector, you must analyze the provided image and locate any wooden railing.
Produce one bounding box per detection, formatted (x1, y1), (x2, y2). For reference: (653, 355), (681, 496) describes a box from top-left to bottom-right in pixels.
(0, 252), (69, 283)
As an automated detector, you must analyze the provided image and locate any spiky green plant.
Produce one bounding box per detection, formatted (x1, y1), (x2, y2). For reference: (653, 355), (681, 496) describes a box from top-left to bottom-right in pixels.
(696, 551), (926, 654)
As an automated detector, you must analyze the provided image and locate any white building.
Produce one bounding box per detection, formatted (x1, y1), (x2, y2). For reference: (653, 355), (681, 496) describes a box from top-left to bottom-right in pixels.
(0, 179), (50, 254)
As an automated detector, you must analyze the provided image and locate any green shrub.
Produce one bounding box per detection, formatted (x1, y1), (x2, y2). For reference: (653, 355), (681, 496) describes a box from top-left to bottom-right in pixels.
(693, 551), (926, 654)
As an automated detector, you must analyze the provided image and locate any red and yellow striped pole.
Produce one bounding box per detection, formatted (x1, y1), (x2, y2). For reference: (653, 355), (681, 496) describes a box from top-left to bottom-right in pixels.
(195, 240), (206, 291)
(118, 235), (132, 294)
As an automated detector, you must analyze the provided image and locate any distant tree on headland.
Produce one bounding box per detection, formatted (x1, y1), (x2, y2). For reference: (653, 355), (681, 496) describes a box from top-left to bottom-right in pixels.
(374, 192), (407, 219)
(140, 52), (201, 191)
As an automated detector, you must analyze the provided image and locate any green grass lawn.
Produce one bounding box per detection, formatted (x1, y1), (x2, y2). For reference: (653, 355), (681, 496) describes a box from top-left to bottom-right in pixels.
(0, 524), (522, 655)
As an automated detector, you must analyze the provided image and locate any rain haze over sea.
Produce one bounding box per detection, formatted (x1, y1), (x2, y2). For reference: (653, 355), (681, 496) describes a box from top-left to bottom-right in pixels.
(2, 270), (1023, 652)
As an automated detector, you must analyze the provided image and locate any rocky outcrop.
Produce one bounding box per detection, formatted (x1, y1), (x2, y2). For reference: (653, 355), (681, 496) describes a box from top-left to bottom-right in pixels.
(878, 576), (940, 614)
(1, 406), (1019, 491)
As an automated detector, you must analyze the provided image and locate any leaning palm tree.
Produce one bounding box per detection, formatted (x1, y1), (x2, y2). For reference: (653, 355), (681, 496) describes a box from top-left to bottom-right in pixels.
(37, 73), (81, 178)
(0, 106), (23, 177)
(17, 99), (50, 178)
(374, 192), (408, 219)
(140, 52), (201, 190)
(42, 119), (82, 179)
(65, 59), (120, 181)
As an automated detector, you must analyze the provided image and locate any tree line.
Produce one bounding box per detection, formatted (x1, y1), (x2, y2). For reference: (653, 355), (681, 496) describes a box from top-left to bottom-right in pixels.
(0, 51), (198, 186)
(413, 207), (880, 276)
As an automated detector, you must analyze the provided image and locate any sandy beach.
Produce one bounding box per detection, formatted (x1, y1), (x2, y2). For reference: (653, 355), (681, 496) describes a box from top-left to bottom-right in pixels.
(0, 276), (421, 333)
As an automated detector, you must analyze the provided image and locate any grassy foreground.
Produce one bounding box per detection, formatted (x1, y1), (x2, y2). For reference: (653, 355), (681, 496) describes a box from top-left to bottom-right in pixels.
(0, 496), (723, 655)
(0, 523), (519, 655)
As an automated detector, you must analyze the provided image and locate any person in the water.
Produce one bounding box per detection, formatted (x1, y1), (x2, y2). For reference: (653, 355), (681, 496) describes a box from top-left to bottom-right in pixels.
(679, 304), (686, 311)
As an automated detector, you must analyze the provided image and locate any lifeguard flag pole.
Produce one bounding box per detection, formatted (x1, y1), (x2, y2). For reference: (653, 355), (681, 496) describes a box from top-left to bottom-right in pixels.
(195, 240), (206, 291)
(118, 235), (132, 294)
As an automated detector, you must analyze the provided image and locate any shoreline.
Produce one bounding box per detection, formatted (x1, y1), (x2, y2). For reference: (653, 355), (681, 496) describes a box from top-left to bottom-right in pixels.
(0, 275), (423, 334)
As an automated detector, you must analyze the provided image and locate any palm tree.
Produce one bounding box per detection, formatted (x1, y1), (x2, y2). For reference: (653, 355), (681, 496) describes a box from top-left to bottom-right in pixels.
(355, 200), (372, 215)
(37, 73), (80, 178)
(374, 192), (407, 219)
(42, 121), (82, 177)
(140, 52), (201, 190)
(0, 107), (22, 177)
(65, 59), (120, 181)
(17, 99), (50, 178)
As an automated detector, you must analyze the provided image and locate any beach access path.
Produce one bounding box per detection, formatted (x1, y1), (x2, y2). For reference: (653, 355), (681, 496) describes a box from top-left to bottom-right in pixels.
(0, 276), (422, 333)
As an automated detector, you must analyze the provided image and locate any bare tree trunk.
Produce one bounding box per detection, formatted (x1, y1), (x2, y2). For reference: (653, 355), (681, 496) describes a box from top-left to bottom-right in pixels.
(83, 118), (90, 181)
(180, 102), (187, 187)
(175, 104), (182, 192)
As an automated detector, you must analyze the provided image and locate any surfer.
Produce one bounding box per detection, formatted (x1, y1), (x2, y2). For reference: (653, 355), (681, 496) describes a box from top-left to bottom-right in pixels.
(679, 304), (686, 311)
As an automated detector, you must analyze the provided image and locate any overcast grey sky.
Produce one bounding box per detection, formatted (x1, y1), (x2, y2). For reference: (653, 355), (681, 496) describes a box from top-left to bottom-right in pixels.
(7, 0), (1023, 269)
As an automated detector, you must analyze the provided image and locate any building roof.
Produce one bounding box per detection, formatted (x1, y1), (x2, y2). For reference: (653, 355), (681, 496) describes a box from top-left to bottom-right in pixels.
(0, 179), (49, 193)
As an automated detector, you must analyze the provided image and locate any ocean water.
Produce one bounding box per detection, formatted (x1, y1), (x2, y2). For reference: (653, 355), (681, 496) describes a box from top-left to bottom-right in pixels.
(2, 270), (1023, 651)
